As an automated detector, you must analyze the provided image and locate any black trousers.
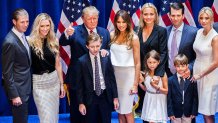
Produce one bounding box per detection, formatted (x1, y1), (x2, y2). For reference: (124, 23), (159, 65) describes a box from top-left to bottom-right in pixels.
(11, 101), (28, 123)
(85, 91), (112, 123)
(69, 89), (85, 123)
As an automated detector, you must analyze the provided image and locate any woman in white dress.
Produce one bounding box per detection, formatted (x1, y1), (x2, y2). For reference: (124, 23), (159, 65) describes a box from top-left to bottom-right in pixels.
(110, 10), (140, 123)
(192, 7), (218, 123)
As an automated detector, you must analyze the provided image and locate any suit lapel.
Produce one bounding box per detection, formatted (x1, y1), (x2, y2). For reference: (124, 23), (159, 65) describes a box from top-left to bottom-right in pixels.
(179, 24), (188, 51)
(167, 26), (173, 40)
(100, 55), (106, 78)
(86, 54), (93, 79)
(145, 25), (158, 45)
(24, 36), (32, 64)
(11, 31), (31, 65)
(80, 24), (89, 50)
(174, 75), (182, 95)
(184, 79), (190, 93)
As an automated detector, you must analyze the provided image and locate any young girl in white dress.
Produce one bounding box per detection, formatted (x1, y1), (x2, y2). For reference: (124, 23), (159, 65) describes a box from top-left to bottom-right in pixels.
(139, 50), (168, 123)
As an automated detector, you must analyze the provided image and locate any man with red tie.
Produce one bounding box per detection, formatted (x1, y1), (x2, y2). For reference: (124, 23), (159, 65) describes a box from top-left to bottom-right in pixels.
(59, 6), (110, 123)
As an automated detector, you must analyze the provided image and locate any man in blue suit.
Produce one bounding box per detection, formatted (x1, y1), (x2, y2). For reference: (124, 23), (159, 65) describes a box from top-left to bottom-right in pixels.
(77, 33), (118, 123)
(166, 2), (198, 78)
(59, 6), (110, 123)
(214, 22), (218, 32)
(166, 3), (198, 123)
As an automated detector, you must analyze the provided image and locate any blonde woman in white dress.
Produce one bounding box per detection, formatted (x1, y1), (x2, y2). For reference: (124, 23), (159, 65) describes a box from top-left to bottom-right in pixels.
(110, 10), (140, 123)
(192, 7), (218, 123)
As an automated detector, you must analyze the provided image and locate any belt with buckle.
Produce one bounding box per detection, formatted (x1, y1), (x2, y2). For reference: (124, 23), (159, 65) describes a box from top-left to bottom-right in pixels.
(39, 70), (50, 75)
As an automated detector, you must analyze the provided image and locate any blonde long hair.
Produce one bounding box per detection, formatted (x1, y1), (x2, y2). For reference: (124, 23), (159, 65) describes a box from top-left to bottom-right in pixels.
(29, 13), (59, 59)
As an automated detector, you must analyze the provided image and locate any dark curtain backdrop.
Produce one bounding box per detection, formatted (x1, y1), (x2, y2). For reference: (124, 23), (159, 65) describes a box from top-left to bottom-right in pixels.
(0, 0), (214, 116)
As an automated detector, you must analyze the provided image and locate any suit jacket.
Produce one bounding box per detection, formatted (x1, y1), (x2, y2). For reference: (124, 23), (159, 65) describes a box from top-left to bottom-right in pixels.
(2, 30), (32, 103)
(166, 24), (198, 76)
(59, 24), (110, 89)
(138, 25), (167, 77)
(214, 22), (218, 32)
(167, 74), (198, 117)
(76, 53), (118, 106)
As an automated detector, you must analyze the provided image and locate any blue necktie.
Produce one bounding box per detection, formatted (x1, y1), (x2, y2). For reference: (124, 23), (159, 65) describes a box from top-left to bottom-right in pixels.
(94, 56), (101, 96)
(180, 77), (185, 92)
(180, 77), (185, 104)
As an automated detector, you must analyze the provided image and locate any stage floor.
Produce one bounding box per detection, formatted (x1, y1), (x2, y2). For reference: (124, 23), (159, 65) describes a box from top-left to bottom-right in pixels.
(0, 112), (217, 123)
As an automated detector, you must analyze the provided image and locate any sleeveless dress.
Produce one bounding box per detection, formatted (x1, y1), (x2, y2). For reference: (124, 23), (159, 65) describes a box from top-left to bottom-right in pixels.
(193, 28), (218, 115)
(141, 75), (167, 122)
(31, 40), (60, 123)
(110, 43), (135, 114)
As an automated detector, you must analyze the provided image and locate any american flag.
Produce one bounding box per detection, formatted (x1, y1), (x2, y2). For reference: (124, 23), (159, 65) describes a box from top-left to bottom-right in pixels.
(212, 0), (218, 22)
(56, 0), (90, 78)
(107, 0), (141, 32)
(158, 0), (196, 27)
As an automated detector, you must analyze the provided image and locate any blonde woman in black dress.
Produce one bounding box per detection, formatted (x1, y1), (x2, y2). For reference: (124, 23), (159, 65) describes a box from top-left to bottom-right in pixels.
(28, 13), (65, 123)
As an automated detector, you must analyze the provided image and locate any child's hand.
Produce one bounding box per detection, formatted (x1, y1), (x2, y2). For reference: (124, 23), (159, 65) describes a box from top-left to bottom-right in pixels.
(113, 98), (119, 110)
(150, 76), (160, 86)
(153, 76), (160, 84)
(190, 115), (195, 119)
(129, 85), (138, 95)
(169, 116), (176, 120)
(139, 83), (146, 91)
(79, 104), (86, 115)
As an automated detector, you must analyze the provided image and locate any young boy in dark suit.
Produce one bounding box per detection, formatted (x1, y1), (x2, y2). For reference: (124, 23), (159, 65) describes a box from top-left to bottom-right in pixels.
(167, 54), (198, 123)
(76, 33), (119, 123)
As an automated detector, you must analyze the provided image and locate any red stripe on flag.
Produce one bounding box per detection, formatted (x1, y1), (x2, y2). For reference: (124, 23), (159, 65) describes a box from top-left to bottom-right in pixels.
(59, 46), (71, 66)
(212, 7), (218, 22)
(162, 14), (171, 26)
(58, 22), (65, 34)
(73, 22), (78, 26)
(136, 9), (140, 18)
(183, 18), (189, 25)
(110, 10), (116, 24)
(185, 0), (194, 16)
(131, 19), (135, 27)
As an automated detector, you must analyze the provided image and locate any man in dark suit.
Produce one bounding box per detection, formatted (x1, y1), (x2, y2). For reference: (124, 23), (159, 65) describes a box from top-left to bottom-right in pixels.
(214, 22), (218, 32)
(77, 33), (118, 123)
(59, 6), (110, 123)
(1, 8), (31, 123)
(167, 54), (198, 123)
(166, 2), (198, 78)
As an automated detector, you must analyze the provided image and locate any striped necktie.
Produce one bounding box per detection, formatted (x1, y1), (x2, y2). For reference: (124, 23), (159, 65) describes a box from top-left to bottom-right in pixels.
(94, 56), (101, 96)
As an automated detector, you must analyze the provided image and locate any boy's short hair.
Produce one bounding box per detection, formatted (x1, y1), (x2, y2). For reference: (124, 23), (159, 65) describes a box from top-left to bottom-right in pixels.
(174, 54), (188, 66)
(86, 33), (102, 45)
